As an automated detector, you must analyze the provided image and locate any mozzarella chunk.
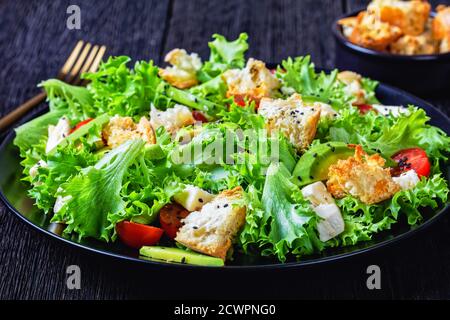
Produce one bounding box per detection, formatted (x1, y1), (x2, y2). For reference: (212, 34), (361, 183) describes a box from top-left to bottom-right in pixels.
(173, 185), (215, 211)
(150, 104), (195, 134)
(258, 93), (321, 152)
(393, 170), (420, 190)
(29, 160), (48, 179)
(301, 181), (335, 206)
(302, 181), (345, 241)
(158, 49), (202, 89)
(313, 203), (345, 242)
(372, 104), (407, 117)
(46, 117), (70, 153)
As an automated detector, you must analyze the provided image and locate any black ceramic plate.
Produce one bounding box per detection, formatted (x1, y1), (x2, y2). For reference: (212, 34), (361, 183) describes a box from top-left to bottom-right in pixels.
(0, 79), (449, 270)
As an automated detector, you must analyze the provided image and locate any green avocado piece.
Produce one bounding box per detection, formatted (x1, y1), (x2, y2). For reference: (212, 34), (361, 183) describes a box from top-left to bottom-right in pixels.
(144, 144), (165, 160)
(47, 114), (110, 154)
(139, 246), (224, 267)
(292, 141), (354, 187)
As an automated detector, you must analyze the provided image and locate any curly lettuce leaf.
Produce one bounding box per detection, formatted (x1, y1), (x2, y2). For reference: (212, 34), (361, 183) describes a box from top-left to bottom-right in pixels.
(276, 56), (353, 109)
(240, 163), (320, 262)
(52, 139), (145, 241)
(198, 33), (249, 82)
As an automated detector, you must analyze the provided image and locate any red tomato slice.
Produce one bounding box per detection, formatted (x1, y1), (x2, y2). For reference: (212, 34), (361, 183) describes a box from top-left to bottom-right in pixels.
(192, 110), (208, 123)
(70, 118), (93, 134)
(391, 147), (430, 178)
(354, 104), (375, 115)
(233, 95), (247, 107)
(159, 203), (190, 239)
(116, 221), (163, 249)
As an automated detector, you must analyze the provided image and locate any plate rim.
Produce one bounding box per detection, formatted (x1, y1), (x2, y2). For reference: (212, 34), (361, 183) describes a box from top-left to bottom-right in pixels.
(0, 77), (449, 270)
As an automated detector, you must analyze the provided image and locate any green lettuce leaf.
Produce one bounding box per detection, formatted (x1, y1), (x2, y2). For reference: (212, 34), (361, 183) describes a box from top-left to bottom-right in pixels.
(198, 33), (249, 82)
(276, 56), (354, 109)
(52, 139), (145, 241)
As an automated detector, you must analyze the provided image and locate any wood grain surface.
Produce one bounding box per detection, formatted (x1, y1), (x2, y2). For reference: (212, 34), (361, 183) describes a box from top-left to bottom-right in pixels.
(0, 0), (449, 300)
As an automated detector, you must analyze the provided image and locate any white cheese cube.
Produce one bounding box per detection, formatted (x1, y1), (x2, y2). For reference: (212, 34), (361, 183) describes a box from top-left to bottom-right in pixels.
(393, 170), (420, 190)
(46, 117), (70, 153)
(301, 181), (335, 206)
(173, 185), (215, 211)
(313, 203), (345, 242)
(372, 104), (407, 117)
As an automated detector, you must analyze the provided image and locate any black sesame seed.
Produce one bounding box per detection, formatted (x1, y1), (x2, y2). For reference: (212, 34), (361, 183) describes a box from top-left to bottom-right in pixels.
(181, 257), (186, 264)
(310, 175), (314, 180)
(313, 153), (318, 158)
(193, 226), (198, 229)
(297, 176), (302, 181)
(297, 121), (300, 124)
(300, 112), (304, 115)
(331, 147), (336, 152)
(224, 204), (229, 208)
(216, 205), (220, 209)
(198, 198), (203, 203)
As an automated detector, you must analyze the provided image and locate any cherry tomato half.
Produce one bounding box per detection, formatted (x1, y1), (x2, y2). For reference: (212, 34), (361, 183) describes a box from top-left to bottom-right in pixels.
(116, 221), (163, 249)
(70, 118), (93, 134)
(159, 203), (190, 239)
(391, 147), (431, 178)
(192, 110), (208, 123)
(354, 104), (375, 115)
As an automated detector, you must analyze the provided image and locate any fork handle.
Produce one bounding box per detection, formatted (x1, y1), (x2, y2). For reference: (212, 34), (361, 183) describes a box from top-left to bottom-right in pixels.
(0, 91), (47, 132)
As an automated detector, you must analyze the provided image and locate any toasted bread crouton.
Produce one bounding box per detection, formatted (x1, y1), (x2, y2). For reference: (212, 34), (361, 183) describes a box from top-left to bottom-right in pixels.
(390, 32), (436, 55)
(103, 116), (156, 149)
(349, 11), (403, 51)
(327, 145), (400, 204)
(338, 16), (359, 38)
(432, 5), (450, 53)
(175, 187), (246, 260)
(150, 104), (195, 134)
(432, 5), (450, 40)
(368, 0), (431, 36)
(337, 71), (367, 105)
(258, 94), (321, 152)
(158, 49), (202, 89)
(222, 58), (280, 104)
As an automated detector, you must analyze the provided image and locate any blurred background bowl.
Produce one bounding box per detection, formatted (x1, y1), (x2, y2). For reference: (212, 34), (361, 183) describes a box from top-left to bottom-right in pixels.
(332, 9), (450, 97)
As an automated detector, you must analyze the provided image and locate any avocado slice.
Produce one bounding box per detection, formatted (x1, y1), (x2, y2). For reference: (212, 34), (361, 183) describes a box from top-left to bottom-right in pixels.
(292, 141), (354, 187)
(144, 144), (166, 160)
(47, 114), (110, 154)
(139, 246), (224, 267)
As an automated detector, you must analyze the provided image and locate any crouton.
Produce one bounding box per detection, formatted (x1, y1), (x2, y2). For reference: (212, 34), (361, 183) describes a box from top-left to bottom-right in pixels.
(327, 145), (400, 204)
(338, 16), (359, 38)
(102, 116), (156, 149)
(390, 33), (436, 55)
(258, 94), (321, 152)
(175, 187), (246, 260)
(368, 0), (431, 36)
(349, 11), (403, 51)
(158, 48), (202, 89)
(432, 5), (450, 40)
(337, 71), (367, 105)
(149, 104), (195, 134)
(222, 58), (280, 105)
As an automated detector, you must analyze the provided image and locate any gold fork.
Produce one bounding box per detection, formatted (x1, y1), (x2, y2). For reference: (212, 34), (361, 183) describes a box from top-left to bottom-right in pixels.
(0, 41), (107, 132)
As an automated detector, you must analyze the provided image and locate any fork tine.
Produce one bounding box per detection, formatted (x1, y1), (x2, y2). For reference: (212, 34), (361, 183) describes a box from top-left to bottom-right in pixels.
(65, 42), (92, 83)
(57, 40), (84, 80)
(80, 45), (106, 86)
(72, 45), (99, 85)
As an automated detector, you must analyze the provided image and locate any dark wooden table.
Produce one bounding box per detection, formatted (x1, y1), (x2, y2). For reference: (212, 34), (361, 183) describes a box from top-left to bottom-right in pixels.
(1, 0), (449, 300)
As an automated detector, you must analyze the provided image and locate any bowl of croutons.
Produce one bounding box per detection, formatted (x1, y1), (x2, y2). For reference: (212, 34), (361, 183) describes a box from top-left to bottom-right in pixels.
(333, 0), (450, 96)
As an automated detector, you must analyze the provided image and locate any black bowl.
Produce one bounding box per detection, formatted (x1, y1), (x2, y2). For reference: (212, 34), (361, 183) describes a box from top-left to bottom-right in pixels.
(332, 9), (450, 97)
(0, 80), (449, 270)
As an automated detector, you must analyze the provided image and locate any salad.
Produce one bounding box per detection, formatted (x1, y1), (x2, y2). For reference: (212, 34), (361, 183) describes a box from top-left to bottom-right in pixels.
(14, 33), (449, 266)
